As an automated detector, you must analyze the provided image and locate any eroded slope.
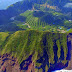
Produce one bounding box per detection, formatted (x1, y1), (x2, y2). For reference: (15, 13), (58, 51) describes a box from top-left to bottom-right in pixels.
(0, 30), (68, 72)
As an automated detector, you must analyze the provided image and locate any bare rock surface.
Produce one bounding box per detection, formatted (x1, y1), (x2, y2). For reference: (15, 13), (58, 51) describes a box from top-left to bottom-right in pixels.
(0, 54), (21, 72)
(0, 54), (35, 72)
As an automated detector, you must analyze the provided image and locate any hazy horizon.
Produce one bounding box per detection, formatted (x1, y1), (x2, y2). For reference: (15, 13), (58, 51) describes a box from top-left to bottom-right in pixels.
(0, 0), (23, 10)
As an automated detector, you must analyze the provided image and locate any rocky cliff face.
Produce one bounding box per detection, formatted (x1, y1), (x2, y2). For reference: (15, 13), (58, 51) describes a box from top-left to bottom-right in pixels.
(0, 54), (35, 72)
(65, 33), (72, 70)
(0, 54), (20, 72)
(0, 30), (69, 72)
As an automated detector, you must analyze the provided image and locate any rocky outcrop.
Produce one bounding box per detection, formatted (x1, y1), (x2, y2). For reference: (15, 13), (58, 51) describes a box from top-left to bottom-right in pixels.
(0, 54), (35, 72)
(20, 55), (35, 72)
(0, 53), (20, 72)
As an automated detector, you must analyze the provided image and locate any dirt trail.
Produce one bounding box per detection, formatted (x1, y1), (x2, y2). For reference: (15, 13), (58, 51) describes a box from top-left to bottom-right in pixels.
(25, 23), (31, 28)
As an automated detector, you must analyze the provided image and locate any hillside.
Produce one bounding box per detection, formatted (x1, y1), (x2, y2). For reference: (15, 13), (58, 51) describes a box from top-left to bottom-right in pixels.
(0, 0), (72, 72)
(0, 32), (9, 52)
(10, 10), (71, 33)
(0, 0), (72, 32)
(0, 30), (68, 72)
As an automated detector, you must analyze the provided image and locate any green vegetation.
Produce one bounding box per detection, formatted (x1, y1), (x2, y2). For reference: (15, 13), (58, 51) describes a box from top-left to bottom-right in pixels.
(0, 32), (9, 54)
(12, 10), (69, 32)
(0, 32), (9, 46)
(64, 20), (72, 28)
(0, 30), (67, 67)
(0, 0), (72, 32)
(67, 28), (72, 33)
(0, 0), (72, 71)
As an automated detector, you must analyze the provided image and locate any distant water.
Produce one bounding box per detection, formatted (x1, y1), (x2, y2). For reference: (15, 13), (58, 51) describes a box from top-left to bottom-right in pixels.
(53, 69), (72, 72)
(67, 28), (70, 31)
(0, 0), (23, 10)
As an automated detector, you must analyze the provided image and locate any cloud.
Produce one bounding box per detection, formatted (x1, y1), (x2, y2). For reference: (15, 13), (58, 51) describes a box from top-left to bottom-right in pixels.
(64, 3), (72, 8)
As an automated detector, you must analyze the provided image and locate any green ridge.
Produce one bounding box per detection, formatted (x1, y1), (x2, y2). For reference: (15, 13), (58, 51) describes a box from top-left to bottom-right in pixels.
(0, 30), (67, 66)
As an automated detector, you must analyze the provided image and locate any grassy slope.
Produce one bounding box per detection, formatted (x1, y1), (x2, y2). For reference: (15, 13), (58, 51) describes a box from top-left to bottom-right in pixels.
(0, 30), (67, 67)
(0, 32), (9, 46)
(0, 32), (9, 54)
(14, 10), (67, 32)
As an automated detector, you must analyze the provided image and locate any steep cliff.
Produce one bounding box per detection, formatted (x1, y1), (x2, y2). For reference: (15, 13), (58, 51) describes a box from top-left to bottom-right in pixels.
(0, 30), (68, 72)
